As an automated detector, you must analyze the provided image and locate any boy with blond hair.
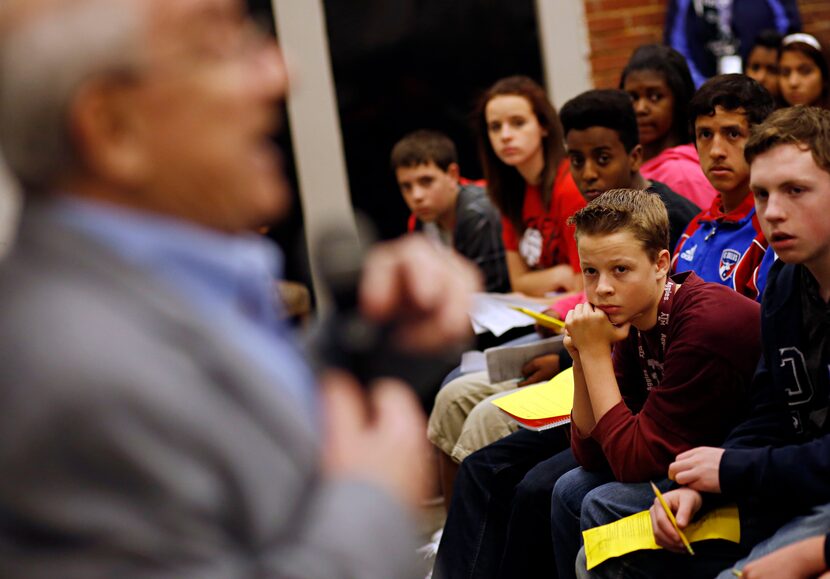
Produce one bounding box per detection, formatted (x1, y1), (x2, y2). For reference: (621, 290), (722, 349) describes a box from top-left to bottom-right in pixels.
(577, 105), (830, 579)
(435, 189), (761, 578)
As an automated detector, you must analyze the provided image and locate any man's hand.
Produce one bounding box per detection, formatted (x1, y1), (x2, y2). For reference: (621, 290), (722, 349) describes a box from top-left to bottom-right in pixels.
(668, 447), (725, 493)
(359, 236), (480, 352)
(740, 535), (828, 579)
(518, 354), (560, 386)
(649, 487), (702, 552)
(321, 371), (431, 509)
(565, 303), (630, 354)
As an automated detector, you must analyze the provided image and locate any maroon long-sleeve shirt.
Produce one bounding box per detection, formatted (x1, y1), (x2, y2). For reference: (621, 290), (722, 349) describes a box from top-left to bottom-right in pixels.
(571, 272), (761, 482)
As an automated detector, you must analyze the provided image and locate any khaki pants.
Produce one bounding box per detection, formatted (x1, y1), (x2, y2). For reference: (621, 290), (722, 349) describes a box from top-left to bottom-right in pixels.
(427, 371), (521, 463)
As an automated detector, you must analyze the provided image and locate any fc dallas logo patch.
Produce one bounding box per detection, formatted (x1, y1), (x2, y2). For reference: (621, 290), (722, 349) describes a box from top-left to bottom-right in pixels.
(719, 249), (741, 281)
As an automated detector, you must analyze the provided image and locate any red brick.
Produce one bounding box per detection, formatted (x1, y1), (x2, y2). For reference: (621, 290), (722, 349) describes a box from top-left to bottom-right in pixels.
(587, 15), (628, 33)
(588, 0), (660, 12)
(590, 31), (662, 52)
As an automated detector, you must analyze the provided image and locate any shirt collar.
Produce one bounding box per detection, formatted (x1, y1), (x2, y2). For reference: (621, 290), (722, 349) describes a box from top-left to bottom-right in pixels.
(701, 191), (756, 223)
(51, 197), (284, 313)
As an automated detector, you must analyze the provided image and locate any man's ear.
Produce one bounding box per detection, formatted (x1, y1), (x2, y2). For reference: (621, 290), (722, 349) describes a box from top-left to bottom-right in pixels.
(67, 77), (149, 187)
(655, 248), (671, 279)
(629, 143), (644, 173)
(446, 162), (461, 183)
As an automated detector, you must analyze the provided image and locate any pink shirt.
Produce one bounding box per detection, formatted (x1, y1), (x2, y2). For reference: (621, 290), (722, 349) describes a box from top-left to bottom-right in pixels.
(640, 144), (718, 208)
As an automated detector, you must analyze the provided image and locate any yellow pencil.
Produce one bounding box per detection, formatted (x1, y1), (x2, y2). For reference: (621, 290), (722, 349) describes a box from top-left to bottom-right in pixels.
(510, 306), (566, 330)
(731, 570), (743, 577)
(650, 481), (695, 556)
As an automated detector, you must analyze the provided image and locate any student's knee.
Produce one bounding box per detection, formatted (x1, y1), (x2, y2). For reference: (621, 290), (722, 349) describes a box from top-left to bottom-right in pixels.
(579, 485), (619, 530)
(452, 396), (517, 462)
(514, 465), (557, 513)
(552, 469), (585, 521)
(427, 372), (490, 454)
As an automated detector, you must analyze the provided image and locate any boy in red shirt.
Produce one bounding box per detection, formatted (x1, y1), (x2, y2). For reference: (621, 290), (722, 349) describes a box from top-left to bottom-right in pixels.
(433, 189), (761, 579)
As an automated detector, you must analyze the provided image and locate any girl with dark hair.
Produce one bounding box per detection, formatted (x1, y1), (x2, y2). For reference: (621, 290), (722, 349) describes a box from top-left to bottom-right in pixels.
(476, 75), (585, 296)
(620, 44), (718, 208)
(745, 30), (783, 99)
(779, 33), (830, 108)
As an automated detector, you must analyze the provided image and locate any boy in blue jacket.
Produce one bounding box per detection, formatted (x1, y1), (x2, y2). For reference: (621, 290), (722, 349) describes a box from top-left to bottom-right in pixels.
(671, 74), (774, 301)
(576, 105), (830, 578)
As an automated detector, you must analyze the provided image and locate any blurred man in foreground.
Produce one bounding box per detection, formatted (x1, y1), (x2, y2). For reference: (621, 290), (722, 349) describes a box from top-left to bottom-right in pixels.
(0, 0), (478, 577)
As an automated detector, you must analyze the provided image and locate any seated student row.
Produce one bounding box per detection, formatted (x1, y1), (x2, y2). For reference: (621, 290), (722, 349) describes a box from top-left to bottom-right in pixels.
(428, 70), (775, 525)
(578, 103), (830, 579)
(432, 73), (776, 579)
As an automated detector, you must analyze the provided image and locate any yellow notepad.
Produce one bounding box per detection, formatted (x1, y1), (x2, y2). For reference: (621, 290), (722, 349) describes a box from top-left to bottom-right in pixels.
(491, 367), (574, 430)
(582, 504), (741, 570)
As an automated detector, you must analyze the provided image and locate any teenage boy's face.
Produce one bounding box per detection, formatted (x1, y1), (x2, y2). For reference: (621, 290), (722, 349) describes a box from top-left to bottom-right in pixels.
(577, 230), (670, 330)
(695, 106), (751, 198)
(751, 143), (830, 270)
(566, 127), (642, 202)
(395, 161), (459, 224)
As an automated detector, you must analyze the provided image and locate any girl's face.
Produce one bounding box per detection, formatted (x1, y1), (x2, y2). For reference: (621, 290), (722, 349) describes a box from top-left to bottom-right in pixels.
(485, 94), (546, 175)
(623, 70), (675, 146)
(745, 45), (780, 97)
(779, 49), (824, 106)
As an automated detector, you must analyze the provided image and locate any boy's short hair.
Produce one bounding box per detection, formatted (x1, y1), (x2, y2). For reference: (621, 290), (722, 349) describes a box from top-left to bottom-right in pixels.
(688, 74), (774, 132)
(560, 89), (639, 152)
(745, 105), (830, 174)
(568, 188), (669, 261)
(390, 130), (458, 172)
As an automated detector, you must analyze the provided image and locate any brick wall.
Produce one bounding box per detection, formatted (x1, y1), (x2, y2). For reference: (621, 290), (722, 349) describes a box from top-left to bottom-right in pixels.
(800, 0), (830, 40)
(583, 0), (830, 89)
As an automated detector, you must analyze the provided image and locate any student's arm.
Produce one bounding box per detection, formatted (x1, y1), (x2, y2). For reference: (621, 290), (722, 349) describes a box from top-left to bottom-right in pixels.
(566, 303), (630, 417)
(741, 534), (827, 579)
(568, 353), (610, 470)
(505, 251), (582, 296)
(507, 255), (583, 296)
(566, 304), (632, 469)
(583, 299), (760, 482)
(718, 434), (830, 511)
(454, 203), (511, 293)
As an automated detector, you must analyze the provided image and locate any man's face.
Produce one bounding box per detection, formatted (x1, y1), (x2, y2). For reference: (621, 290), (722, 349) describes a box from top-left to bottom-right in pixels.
(129, 0), (289, 232)
(694, 106), (751, 199)
(578, 230), (669, 331)
(566, 126), (640, 202)
(751, 143), (830, 270)
(395, 162), (459, 226)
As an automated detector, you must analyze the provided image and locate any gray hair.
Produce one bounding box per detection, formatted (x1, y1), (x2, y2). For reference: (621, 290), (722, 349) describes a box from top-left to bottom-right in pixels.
(0, 0), (146, 192)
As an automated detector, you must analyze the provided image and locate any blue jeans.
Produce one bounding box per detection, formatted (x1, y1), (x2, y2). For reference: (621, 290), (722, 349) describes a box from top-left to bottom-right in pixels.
(717, 501), (830, 578)
(432, 426), (577, 579)
(550, 467), (615, 579)
(574, 481), (788, 579)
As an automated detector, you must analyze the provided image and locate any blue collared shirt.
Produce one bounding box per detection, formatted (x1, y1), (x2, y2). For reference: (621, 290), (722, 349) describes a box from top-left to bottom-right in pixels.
(53, 197), (318, 417)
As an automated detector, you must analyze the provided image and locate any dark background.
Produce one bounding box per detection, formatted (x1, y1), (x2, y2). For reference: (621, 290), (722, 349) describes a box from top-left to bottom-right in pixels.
(248, 0), (545, 283)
